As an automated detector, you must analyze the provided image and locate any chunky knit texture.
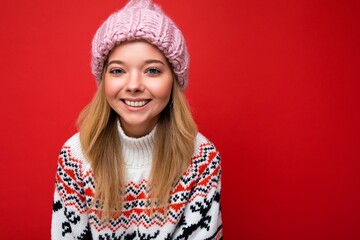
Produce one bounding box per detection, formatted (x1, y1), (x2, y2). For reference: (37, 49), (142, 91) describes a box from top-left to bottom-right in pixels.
(92, 0), (190, 89)
(51, 122), (222, 239)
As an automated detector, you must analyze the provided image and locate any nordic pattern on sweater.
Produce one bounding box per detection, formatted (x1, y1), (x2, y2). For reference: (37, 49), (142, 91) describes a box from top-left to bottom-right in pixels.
(51, 132), (222, 239)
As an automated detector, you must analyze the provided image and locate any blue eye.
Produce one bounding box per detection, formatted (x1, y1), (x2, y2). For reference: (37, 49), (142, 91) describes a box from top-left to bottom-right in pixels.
(109, 68), (124, 75)
(147, 68), (161, 75)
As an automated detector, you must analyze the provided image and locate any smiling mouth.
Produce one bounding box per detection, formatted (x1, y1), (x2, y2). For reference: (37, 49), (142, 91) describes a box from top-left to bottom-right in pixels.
(123, 100), (150, 107)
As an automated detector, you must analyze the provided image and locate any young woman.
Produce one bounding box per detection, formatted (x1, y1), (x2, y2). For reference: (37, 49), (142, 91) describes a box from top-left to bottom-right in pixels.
(51, 0), (222, 239)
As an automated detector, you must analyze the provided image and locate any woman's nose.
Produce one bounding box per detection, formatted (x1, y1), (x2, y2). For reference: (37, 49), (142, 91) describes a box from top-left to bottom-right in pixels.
(125, 72), (143, 92)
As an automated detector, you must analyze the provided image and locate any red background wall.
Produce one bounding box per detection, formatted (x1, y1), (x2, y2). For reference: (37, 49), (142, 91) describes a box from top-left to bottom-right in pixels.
(0, 0), (359, 239)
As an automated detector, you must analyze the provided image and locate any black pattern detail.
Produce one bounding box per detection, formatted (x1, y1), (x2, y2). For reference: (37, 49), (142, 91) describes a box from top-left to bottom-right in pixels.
(78, 223), (92, 240)
(62, 222), (72, 236)
(175, 191), (221, 240)
(65, 207), (81, 224)
(137, 229), (160, 240)
(53, 200), (62, 212)
(164, 233), (173, 240)
(124, 232), (137, 240)
(204, 225), (223, 240)
(98, 230), (162, 240)
(99, 231), (136, 240)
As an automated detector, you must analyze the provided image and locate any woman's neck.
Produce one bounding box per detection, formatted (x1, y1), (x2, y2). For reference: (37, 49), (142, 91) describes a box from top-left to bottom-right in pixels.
(117, 120), (156, 168)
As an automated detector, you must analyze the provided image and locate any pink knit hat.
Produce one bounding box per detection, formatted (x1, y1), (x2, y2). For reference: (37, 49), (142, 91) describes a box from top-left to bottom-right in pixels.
(91, 0), (189, 89)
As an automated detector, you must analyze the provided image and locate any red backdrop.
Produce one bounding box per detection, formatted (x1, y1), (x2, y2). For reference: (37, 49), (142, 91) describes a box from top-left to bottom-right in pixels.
(0, 0), (359, 239)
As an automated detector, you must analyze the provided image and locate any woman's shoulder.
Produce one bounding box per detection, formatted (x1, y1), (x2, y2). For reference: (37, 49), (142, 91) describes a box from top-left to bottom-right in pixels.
(63, 132), (80, 146)
(59, 132), (91, 170)
(62, 132), (83, 156)
(194, 132), (220, 156)
(190, 132), (222, 181)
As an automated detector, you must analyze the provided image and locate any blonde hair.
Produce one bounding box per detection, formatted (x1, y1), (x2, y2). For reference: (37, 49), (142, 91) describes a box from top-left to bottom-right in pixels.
(77, 77), (197, 221)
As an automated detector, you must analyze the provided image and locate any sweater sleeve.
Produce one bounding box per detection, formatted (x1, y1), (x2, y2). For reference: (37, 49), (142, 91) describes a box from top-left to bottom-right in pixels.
(51, 145), (92, 240)
(173, 141), (223, 240)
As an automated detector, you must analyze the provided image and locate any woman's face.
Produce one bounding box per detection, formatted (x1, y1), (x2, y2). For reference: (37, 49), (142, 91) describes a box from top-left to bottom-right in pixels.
(104, 40), (173, 138)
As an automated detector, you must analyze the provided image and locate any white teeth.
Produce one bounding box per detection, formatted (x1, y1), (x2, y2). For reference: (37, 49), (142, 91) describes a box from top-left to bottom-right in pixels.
(124, 100), (148, 107)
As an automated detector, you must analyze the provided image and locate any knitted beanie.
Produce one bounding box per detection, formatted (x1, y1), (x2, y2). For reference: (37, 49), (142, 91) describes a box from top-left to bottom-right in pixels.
(91, 0), (189, 89)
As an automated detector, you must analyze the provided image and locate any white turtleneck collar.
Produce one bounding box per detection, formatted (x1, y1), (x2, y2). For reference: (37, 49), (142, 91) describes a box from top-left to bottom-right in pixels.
(117, 120), (155, 168)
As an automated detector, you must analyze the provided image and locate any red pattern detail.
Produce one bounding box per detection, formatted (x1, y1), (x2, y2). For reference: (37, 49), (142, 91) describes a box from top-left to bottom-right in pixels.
(58, 141), (220, 233)
(57, 146), (86, 211)
(215, 228), (223, 240)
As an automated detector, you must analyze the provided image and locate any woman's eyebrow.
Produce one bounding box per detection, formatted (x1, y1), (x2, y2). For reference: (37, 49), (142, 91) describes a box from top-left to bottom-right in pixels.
(107, 60), (124, 66)
(144, 59), (165, 65)
(107, 59), (166, 67)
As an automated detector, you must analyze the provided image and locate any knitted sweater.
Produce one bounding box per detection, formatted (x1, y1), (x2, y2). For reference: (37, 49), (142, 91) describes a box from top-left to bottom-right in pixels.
(51, 122), (222, 239)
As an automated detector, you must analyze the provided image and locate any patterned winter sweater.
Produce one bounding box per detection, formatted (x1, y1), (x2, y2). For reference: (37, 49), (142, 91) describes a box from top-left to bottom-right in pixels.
(51, 122), (222, 239)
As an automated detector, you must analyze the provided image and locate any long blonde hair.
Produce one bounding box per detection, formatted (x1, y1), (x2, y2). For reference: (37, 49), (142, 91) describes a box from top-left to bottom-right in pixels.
(77, 77), (197, 221)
